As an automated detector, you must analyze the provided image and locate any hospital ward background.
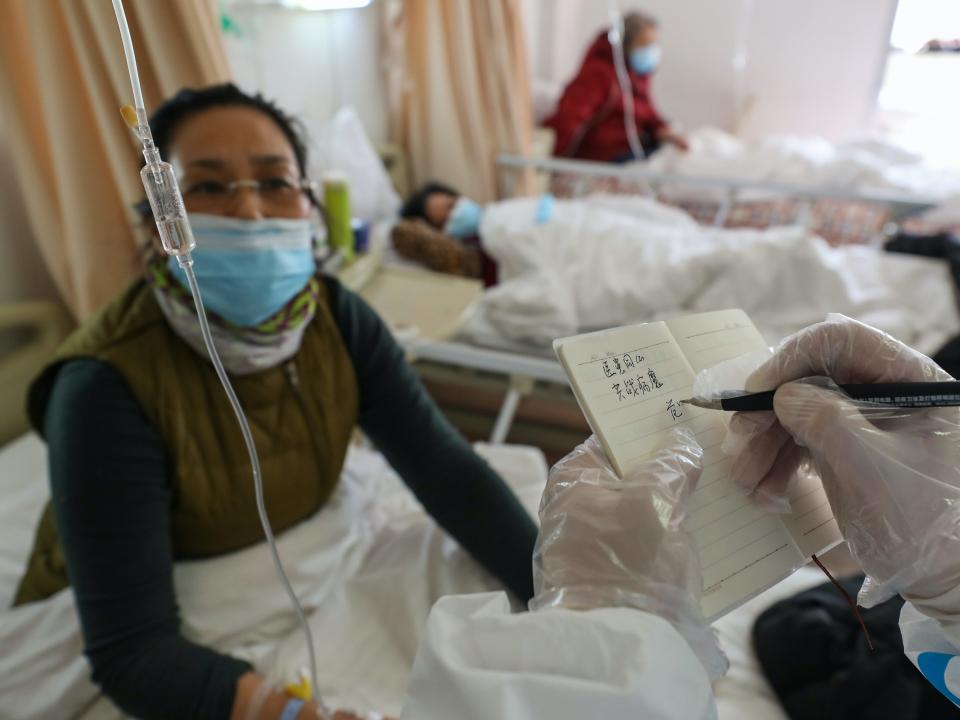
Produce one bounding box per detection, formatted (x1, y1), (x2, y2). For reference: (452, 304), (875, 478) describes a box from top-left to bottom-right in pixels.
(1, 0), (960, 718)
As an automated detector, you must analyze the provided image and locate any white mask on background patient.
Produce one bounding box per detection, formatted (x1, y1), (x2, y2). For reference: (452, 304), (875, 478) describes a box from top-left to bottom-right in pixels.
(444, 197), (484, 238)
(629, 44), (661, 76)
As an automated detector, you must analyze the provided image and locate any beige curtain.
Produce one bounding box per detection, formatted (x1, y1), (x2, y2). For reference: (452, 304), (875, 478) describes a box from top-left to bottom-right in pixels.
(0, 0), (231, 320)
(385, 0), (535, 204)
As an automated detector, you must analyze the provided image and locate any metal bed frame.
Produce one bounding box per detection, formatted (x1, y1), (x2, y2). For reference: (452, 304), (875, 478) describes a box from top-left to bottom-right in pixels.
(496, 153), (939, 228)
(402, 336), (567, 445)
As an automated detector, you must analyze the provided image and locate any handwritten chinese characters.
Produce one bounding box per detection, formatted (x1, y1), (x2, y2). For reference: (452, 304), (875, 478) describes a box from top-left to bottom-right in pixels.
(609, 361), (667, 404)
(602, 352), (645, 378)
(665, 398), (684, 420)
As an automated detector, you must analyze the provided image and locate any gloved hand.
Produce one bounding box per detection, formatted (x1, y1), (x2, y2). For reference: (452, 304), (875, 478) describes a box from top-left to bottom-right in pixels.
(531, 428), (728, 680)
(725, 314), (960, 613)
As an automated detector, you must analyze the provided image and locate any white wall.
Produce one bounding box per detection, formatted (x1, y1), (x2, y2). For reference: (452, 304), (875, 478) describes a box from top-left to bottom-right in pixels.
(222, 3), (388, 148)
(739, 0), (897, 140)
(0, 110), (58, 305)
(523, 0), (898, 141)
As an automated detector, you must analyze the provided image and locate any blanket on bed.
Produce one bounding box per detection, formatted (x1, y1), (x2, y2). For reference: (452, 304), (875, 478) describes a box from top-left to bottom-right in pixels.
(0, 432), (833, 720)
(468, 196), (960, 354)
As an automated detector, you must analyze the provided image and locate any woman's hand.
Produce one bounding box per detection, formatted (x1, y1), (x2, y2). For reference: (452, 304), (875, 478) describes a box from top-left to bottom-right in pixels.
(656, 126), (690, 152)
(232, 672), (395, 720)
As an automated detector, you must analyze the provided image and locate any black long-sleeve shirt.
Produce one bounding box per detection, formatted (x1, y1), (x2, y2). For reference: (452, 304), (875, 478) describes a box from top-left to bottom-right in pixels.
(45, 277), (537, 719)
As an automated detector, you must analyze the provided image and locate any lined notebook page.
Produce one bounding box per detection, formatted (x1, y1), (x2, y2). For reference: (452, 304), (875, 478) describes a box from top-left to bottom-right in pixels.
(668, 310), (842, 560)
(665, 309), (767, 375)
(556, 310), (819, 620)
(662, 310), (811, 617)
(780, 469), (842, 557)
(554, 322), (699, 477)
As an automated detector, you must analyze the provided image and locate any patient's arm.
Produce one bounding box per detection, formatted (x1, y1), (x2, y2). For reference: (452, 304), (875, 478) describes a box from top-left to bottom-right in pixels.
(44, 359), (252, 719)
(326, 277), (538, 602)
(231, 672), (317, 719)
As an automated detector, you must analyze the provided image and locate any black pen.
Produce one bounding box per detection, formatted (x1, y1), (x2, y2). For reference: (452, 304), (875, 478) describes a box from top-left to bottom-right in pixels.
(681, 381), (960, 412)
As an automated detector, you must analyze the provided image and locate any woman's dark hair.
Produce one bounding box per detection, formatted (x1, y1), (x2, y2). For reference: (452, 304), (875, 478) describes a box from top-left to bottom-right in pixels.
(136, 83), (315, 218)
(400, 181), (460, 223)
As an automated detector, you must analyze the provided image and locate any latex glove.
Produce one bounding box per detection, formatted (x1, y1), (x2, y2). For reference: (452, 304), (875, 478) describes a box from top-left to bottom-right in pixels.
(725, 314), (960, 611)
(531, 428), (728, 679)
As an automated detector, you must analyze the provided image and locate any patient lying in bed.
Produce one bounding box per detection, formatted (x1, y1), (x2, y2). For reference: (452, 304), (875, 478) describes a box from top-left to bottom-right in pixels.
(391, 182), (556, 285)
(392, 182), (494, 282)
(388, 189), (960, 357)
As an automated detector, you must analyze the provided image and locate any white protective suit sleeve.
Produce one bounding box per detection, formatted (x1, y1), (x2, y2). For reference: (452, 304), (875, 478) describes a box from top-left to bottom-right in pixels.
(400, 592), (717, 720)
(901, 595), (960, 707)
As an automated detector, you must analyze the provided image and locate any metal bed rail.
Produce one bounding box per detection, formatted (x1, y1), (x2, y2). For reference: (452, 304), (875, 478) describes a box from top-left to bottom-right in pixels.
(402, 336), (567, 445)
(496, 153), (939, 228)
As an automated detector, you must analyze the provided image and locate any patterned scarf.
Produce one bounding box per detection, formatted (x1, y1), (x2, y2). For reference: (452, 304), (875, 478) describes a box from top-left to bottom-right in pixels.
(148, 259), (320, 375)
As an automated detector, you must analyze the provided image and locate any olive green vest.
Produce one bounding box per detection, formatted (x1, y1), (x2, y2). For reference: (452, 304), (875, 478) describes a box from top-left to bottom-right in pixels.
(14, 278), (358, 604)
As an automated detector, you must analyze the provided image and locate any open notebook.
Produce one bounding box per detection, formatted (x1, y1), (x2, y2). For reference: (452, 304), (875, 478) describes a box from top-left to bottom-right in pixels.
(554, 309), (842, 621)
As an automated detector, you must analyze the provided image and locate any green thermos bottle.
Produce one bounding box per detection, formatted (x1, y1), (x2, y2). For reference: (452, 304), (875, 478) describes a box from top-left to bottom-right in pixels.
(323, 171), (354, 263)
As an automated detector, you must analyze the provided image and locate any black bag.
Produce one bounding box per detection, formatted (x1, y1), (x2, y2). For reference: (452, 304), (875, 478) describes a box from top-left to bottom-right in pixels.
(752, 575), (959, 719)
(885, 231), (960, 379)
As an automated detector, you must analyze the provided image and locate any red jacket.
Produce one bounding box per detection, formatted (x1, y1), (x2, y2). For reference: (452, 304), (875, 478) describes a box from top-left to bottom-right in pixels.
(544, 33), (667, 162)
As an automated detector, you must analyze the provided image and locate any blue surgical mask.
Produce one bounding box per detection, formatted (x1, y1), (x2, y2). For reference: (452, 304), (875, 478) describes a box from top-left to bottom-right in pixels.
(168, 214), (316, 327)
(629, 44), (661, 76)
(444, 197), (484, 238)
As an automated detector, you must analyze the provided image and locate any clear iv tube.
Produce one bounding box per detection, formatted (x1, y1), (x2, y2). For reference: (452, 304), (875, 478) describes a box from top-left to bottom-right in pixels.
(110, 1), (326, 715)
(113, 0), (144, 112)
(608, 5), (646, 160)
(180, 260), (323, 713)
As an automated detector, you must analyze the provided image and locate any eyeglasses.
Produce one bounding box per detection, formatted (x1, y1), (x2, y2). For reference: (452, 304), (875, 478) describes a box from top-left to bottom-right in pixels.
(181, 177), (316, 212)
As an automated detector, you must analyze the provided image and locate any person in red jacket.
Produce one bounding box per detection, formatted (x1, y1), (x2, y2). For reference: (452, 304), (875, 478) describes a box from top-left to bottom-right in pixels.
(544, 11), (688, 162)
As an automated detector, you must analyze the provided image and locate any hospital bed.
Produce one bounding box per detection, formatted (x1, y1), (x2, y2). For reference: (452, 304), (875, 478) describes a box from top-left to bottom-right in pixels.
(372, 135), (935, 446)
(0, 420), (850, 720)
(360, 152), (957, 449)
(0, 296), (854, 720)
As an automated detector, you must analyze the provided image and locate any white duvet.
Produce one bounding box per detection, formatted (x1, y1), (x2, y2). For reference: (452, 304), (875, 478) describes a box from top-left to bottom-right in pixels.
(0, 435), (546, 719)
(642, 127), (960, 201)
(468, 195), (960, 355)
(0, 432), (832, 720)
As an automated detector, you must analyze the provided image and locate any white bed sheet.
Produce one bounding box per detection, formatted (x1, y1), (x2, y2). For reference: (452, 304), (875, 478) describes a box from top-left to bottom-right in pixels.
(0, 433), (50, 609)
(1, 432), (823, 720)
(643, 127), (960, 201)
